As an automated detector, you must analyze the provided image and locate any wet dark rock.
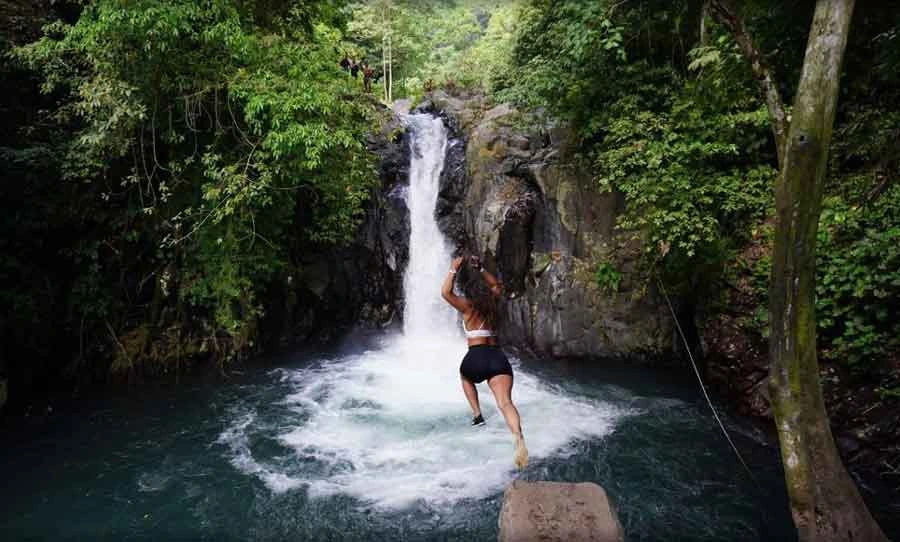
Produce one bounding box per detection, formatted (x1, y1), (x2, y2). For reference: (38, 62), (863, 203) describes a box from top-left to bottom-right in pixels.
(271, 89), (674, 358)
(425, 91), (672, 358)
(436, 137), (469, 249)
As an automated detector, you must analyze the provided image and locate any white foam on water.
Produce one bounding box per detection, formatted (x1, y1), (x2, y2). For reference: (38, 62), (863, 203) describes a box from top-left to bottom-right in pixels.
(217, 114), (632, 509)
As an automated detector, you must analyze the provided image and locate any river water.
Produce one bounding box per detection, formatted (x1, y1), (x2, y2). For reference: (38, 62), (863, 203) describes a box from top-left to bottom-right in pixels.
(1, 114), (799, 541)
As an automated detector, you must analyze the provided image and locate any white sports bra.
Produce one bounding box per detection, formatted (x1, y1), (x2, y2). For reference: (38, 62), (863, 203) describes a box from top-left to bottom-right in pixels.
(462, 316), (495, 339)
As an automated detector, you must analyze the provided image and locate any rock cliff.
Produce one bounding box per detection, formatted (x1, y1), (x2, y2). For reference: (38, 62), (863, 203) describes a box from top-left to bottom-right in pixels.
(418, 91), (672, 358)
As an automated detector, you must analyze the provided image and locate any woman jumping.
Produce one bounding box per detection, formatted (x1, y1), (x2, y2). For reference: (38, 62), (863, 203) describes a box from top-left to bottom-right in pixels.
(441, 254), (528, 469)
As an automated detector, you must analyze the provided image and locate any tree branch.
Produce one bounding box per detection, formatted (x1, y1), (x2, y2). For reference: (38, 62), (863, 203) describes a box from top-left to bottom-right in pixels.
(709, 0), (788, 170)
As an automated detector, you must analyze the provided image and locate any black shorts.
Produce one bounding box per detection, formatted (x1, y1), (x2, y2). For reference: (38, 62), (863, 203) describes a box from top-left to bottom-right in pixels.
(460, 345), (513, 384)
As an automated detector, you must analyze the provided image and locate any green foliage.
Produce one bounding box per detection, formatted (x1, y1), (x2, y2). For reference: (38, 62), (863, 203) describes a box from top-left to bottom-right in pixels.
(4, 0), (900, 397)
(345, 0), (517, 99)
(816, 188), (900, 369)
(877, 386), (900, 401)
(594, 71), (775, 270)
(496, 0), (775, 291)
(748, 249), (772, 339)
(495, 0), (694, 115)
(743, 185), (900, 371)
(498, 0), (900, 372)
(593, 261), (622, 294)
(811, 20), (900, 371)
(742, 183), (900, 371)
(452, 3), (519, 93)
(11, 0), (378, 371)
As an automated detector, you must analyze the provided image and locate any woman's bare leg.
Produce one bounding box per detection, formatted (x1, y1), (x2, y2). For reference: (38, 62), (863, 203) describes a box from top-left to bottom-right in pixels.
(461, 374), (481, 417)
(486, 375), (520, 434)
(487, 374), (528, 468)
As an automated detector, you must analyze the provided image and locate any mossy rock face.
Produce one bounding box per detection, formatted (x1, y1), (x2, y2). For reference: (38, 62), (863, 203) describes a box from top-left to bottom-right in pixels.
(555, 178), (578, 234)
(429, 91), (672, 358)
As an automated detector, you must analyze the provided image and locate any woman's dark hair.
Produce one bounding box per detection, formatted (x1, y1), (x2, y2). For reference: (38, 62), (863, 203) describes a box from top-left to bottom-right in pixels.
(456, 257), (499, 328)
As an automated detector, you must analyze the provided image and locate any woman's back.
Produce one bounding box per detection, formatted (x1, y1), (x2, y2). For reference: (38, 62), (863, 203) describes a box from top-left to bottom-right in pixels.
(463, 310), (495, 341)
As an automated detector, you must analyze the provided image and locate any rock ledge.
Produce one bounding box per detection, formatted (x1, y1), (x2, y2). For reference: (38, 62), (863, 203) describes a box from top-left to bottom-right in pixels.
(498, 481), (624, 542)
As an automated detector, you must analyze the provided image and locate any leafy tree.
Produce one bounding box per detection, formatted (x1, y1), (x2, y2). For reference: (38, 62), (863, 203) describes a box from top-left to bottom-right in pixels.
(346, 0), (512, 100)
(10, 0), (378, 378)
(498, 0), (900, 377)
(453, 2), (519, 92)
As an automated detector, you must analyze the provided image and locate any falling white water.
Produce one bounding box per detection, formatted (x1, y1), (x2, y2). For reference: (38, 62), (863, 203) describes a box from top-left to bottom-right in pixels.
(217, 113), (630, 510)
(402, 115), (458, 340)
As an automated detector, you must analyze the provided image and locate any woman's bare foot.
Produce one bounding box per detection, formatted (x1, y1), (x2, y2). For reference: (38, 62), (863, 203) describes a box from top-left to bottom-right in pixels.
(513, 434), (528, 469)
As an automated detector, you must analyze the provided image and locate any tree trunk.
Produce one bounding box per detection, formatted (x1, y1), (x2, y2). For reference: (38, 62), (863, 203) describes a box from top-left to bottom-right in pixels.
(768, 1), (887, 540)
(381, 0), (389, 103)
(387, 29), (392, 103)
(700, 1), (709, 46)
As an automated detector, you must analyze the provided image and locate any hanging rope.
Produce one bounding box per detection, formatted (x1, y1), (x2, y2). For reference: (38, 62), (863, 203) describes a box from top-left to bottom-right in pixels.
(657, 277), (760, 485)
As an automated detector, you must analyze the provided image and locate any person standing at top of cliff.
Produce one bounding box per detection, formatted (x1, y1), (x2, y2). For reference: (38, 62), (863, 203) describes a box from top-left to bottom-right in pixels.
(349, 59), (360, 79)
(441, 253), (528, 469)
(362, 61), (375, 93)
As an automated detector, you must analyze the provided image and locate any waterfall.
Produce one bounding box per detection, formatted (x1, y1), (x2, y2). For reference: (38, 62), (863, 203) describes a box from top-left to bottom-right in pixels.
(216, 113), (624, 511)
(402, 114), (457, 339)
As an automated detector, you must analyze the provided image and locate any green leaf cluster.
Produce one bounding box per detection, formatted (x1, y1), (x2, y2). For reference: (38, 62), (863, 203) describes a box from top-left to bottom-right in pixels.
(593, 67), (774, 271)
(11, 0), (378, 371)
(815, 186), (900, 369)
(593, 261), (622, 294)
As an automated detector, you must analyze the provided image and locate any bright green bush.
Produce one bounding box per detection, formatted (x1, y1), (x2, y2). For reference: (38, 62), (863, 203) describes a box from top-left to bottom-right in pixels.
(594, 261), (622, 293)
(816, 187), (900, 369)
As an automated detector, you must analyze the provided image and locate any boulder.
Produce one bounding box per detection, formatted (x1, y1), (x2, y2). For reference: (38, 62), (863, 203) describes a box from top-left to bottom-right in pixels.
(498, 481), (624, 542)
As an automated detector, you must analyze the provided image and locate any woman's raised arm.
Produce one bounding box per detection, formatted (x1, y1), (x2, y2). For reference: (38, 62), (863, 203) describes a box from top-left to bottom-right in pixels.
(441, 256), (469, 312)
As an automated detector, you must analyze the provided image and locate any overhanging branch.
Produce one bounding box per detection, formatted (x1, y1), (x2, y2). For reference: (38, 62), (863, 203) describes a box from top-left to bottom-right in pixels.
(709, 0), (788, 170)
